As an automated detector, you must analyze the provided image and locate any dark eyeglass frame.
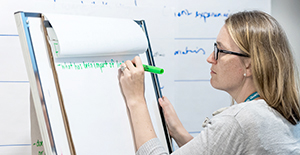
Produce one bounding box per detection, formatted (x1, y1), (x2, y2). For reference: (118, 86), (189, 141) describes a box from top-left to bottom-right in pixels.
(214, 43), (249, 60)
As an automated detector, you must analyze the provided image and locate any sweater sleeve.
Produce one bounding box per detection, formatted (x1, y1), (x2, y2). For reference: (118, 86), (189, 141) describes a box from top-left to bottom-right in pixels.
(136, 138), (168, 155)
(137, 115), (245, 155)
(173, 115), (245, 155)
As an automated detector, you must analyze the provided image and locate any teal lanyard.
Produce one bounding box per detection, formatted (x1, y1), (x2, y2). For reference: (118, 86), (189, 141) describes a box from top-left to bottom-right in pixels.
(244, 92), (260, 102)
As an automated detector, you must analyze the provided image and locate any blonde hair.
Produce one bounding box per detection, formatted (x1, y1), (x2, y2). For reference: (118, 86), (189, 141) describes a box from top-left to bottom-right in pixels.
(225, 10), (300, 125)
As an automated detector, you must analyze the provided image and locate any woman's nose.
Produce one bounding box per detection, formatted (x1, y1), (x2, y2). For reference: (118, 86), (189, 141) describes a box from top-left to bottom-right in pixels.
(207, 52), (216, 64)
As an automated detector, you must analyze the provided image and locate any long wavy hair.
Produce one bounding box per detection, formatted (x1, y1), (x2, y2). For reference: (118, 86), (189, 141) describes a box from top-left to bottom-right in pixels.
(225, 10), (300, 125)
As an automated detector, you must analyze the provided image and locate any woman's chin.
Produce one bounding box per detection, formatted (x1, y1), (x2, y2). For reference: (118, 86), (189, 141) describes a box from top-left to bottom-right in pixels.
(210, 80), (222, 90)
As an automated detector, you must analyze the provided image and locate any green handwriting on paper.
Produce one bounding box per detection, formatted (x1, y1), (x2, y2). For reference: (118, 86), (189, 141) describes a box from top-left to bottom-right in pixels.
(33, 140), (46, 155)
(33, 140), (43, 147)
(56, 59), (124, 73)
(38, 151), (45, 155)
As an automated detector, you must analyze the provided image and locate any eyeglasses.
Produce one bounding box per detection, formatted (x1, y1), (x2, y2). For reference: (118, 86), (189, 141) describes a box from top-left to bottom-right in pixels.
(214, 43), (249, 60)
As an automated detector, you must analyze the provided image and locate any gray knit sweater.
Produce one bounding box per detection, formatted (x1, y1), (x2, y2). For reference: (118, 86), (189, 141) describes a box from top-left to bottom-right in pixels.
(136, 99), (300, 155)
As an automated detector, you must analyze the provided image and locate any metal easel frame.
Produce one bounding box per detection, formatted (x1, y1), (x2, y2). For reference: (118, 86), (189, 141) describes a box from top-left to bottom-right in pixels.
(15, 11), (173, 154)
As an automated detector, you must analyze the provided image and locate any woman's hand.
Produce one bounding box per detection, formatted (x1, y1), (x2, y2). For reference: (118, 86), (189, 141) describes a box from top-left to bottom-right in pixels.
(119, 56), (145, 109)
(118, 56), (157, 150)
(159, 96), (193, 147)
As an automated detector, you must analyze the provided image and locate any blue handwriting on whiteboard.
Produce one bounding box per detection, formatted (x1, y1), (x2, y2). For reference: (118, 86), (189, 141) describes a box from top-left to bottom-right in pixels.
(195, 11), (229, 22)
(175, 9), (230, 22)
(175, 9), (193, 17)
(54, 0), (108, 5)
(174, 47), (205, 56)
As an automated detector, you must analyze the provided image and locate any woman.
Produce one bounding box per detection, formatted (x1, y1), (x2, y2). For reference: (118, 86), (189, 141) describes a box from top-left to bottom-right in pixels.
(118, 10), (300, 154)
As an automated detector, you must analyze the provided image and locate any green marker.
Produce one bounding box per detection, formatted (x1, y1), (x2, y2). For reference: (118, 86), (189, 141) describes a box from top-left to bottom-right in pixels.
(143, 64), (164, 74)
(121, 64), (164, 74)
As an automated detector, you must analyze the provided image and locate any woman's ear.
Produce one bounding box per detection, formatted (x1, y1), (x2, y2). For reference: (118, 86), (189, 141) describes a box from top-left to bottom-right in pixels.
(244, 58), (252, 77)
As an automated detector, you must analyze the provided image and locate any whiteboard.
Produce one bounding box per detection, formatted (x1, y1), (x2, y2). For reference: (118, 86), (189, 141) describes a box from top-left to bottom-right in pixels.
(1, 0), (271, 154)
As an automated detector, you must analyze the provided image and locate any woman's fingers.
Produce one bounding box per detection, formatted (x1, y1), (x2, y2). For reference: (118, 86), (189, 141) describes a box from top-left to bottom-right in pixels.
(123, 56), (143, 72)
(124, 60), (133, 70)
(132, 56), (144, 70)
(159, 96), (174, 113)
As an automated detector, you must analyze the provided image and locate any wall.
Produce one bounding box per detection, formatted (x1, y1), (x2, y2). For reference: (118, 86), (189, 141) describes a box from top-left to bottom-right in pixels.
(271, 0), (300, 74)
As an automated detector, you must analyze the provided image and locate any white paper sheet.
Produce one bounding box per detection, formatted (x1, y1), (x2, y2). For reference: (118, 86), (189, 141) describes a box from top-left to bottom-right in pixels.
(45, 14), (148, 57)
